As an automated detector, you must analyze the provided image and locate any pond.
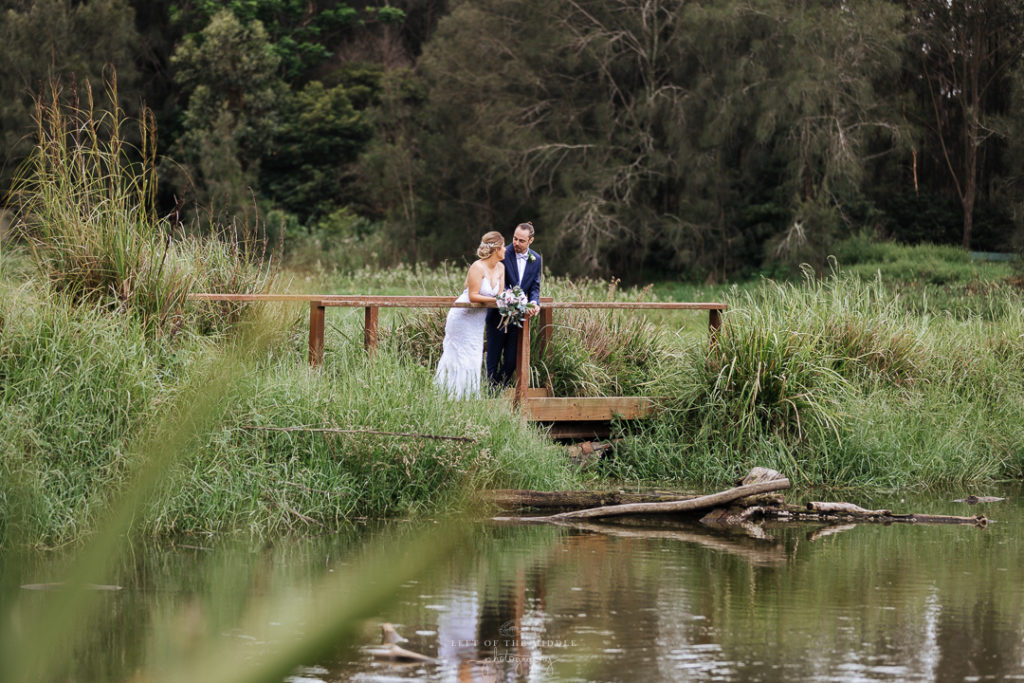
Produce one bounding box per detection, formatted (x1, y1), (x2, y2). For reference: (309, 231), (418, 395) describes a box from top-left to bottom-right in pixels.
(8, 486), (1024, 682)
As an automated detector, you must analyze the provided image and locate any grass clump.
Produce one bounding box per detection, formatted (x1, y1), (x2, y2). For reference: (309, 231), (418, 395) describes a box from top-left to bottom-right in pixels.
(8, 79), (272, 337)
(145, 349), (578, 536)
(0, 279), (160, 543)
(607, 265), (1024, 489)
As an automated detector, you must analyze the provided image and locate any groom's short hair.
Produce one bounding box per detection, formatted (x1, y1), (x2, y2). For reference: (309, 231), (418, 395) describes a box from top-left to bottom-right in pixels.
(516, 221), (535, 237)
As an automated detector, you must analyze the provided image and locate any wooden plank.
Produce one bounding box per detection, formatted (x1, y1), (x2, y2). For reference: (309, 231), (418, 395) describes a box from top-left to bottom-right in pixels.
(522, 397), (655, 421)
(502, 387), (552, 399)
(514, 316), (531, 405)
(189, 293), (727, 312)
(308, 302), (325, 366)
(364, 306), (379, 356)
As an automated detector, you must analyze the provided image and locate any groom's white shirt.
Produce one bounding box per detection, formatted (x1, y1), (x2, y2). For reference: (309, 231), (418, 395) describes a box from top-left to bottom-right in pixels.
(515, 251), (528, 284)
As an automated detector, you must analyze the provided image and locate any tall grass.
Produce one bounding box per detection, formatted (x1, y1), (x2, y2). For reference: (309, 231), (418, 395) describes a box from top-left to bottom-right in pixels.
(831, 233), (1021, 320)
(143, 349), (577, 536)
(0, 278), (579, 545)
(608, 264), (1024, 488)
(0, 298), (467, 682)
(7, 78), (272, 336)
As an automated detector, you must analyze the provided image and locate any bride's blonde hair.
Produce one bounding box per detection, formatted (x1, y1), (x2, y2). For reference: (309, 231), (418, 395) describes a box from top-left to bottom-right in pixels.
(476, 230), (504, 259)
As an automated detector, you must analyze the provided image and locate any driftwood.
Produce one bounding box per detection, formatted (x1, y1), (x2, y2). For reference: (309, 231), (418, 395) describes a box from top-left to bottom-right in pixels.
(487, 464), (991, 530)
(806, 502), (890, 515)
(493, 478), (792, 523)
(480, 489), (695, 510)
(486, 464), (989, 530)
(761, 502), (987, 527)
(739, 467), (788, 485)
(953, 495), (1005, 504)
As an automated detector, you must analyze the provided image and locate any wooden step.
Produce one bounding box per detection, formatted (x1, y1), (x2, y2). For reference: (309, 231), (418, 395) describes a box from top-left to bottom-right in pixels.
(522, 396), (656, 422)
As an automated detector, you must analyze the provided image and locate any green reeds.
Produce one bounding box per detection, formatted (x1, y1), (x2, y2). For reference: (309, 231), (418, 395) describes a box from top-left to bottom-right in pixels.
(612, 265), (1024, 488)
(8, 77), (272, 337)
(0, 280), (578, 545)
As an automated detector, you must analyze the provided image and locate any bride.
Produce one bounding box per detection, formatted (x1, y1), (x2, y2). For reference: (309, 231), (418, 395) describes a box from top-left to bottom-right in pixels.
(434, 231), (505, 398)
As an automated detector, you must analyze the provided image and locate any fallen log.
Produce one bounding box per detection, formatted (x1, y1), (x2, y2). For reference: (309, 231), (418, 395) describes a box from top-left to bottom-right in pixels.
(480, 489), (693, 510)
(762, 503), (987, 527)
(493, 478), (791, 523)
(806, 502), (890, 515)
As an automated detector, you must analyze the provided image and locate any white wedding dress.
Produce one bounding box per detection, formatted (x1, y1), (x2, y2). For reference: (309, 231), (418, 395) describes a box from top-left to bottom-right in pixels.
(434, 276), (499, 399)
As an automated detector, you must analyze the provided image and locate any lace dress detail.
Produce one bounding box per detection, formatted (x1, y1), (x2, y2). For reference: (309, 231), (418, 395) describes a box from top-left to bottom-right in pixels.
(434, 276), (499, 399)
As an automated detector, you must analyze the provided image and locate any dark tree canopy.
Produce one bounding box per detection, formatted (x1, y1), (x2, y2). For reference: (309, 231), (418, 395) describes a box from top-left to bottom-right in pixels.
(2, 0), (1023, 278)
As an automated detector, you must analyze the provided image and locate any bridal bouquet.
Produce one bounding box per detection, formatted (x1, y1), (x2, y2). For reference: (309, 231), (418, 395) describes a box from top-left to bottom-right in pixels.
(496, 286), (537, 330)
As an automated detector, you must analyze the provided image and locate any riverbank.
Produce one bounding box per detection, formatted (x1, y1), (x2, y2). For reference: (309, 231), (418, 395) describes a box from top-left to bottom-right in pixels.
(3, 238), (1023, 546)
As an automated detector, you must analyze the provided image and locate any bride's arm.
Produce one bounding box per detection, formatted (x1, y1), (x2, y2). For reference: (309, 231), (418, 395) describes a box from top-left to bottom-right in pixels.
(466, 263), (497, 304)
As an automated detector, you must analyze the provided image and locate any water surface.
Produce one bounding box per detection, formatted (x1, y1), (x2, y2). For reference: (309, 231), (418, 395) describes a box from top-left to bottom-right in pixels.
(12, 487), (1024, 682)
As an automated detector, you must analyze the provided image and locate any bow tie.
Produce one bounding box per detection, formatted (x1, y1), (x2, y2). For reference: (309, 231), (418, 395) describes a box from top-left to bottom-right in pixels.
(516, 252), (528, 260)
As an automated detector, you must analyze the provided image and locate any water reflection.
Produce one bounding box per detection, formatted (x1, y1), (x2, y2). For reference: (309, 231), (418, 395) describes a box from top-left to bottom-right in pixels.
(338, 488), (1024, 682)
(10, 488), (1024, 682)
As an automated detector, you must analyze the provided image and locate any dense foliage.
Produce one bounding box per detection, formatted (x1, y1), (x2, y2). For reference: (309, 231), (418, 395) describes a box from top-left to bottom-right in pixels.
(2, 1), (1024, 277)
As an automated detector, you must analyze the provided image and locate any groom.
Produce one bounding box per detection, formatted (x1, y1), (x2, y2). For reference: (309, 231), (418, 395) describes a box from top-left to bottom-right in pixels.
(486, 221), (542, 389)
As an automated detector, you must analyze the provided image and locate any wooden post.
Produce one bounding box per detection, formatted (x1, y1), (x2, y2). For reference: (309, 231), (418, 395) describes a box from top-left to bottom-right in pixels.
(709, 307), (722, 343)
(308, 301), (326, 366)
(538, 297), (554, 358)
(364, 306), (379, 356)
(514, 316), (531, 406)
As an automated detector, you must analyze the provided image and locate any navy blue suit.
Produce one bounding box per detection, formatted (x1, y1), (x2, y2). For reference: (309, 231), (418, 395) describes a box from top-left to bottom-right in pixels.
(486, 244), (542, 388)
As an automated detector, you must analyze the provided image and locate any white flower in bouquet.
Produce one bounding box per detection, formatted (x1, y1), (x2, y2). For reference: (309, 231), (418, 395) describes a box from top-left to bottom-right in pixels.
(496, 286), (537, 330)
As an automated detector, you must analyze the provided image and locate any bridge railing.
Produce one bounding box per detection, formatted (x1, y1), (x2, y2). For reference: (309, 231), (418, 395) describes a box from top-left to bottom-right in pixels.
(188, 293), (726, 405)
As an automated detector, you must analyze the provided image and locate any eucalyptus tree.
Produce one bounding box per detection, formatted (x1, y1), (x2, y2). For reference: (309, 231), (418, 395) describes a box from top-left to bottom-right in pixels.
(412, 0), (906, 278)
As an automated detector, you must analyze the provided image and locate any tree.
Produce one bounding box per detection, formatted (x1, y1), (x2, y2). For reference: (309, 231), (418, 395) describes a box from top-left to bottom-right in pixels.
(357, 68), (428, 261)
(168, 0), (405, 80)
(0, 0), (140, 195)
(166, 9), (282, 225)
(410, 0), (905, 278)
(904, 0), (1024, 250)
(260, 79), (374, 222)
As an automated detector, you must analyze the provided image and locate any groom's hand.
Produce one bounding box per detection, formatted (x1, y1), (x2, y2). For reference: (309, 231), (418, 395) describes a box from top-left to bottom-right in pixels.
(526, 302), (540, 319)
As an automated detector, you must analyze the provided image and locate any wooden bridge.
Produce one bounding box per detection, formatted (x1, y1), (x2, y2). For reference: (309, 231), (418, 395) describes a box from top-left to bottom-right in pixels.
(189, 293), (726, 438)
